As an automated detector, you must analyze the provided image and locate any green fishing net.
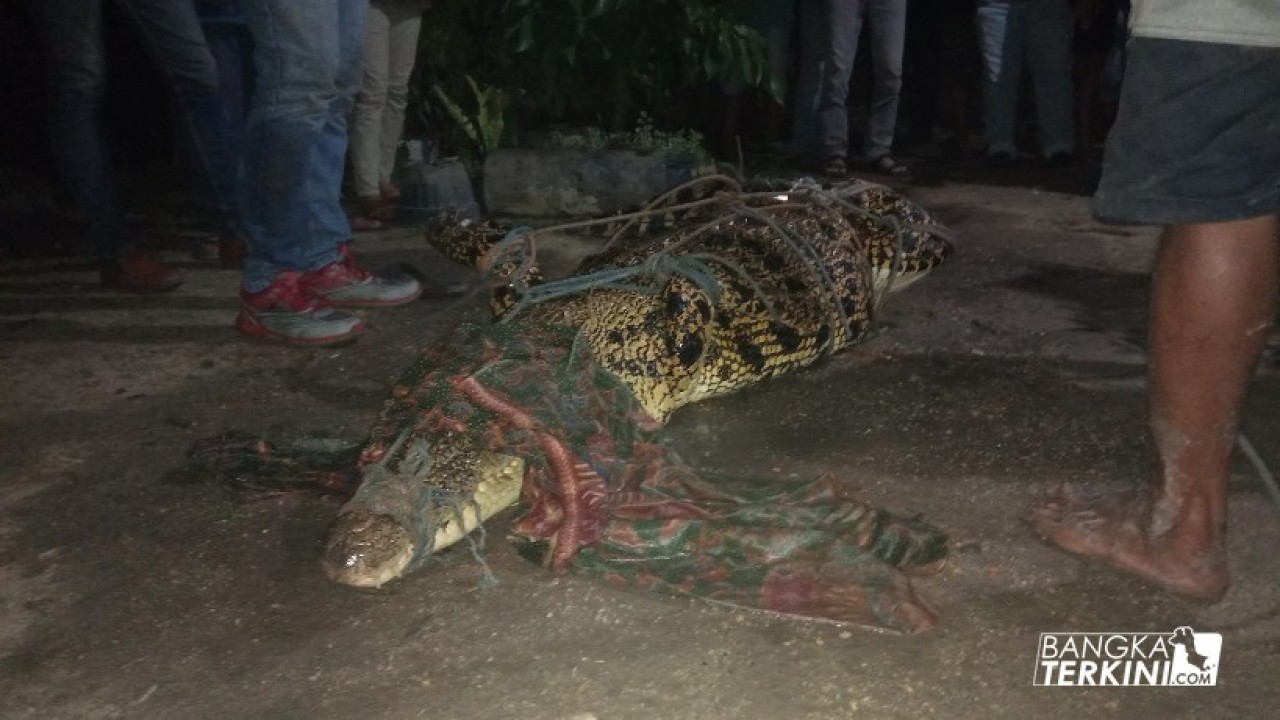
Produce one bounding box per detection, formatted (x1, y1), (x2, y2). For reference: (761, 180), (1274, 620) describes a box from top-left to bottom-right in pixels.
(190, 177), (952, 634)
(191, 318), (947, 634)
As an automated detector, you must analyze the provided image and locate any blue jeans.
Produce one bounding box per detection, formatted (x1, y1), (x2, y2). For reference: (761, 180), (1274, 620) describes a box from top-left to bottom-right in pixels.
(198, 15), (254, 165)
(796, 0), (908, 161)
(790, 0), (825, 157)
(975, 0), (1075, 157)
(238, 0), (367, 293)
(30, 0), (240, 262)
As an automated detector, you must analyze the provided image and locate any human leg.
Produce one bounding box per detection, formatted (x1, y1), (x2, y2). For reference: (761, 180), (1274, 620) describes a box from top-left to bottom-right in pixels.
(1029, 217), (1278, 599)
(789, 0), (825, 160)
(238, 0), (419, 345)
(1030, 39), (1280, 599)
(975, 0), (1022, 157)
(125, 0), (242, 236)
(377, 2), (423, 193)
(199, 19), (252, 166)
(308, 0), (369, 251)
(349, 2), (391, 203)
(29, 0), (131, 261)
(194, 13), (253, 265)
(1023, 0), (1075, 158)
(862, 0), (907, 161)
(31, 0), (183, 292)
(239, 0), (362, 291)
(817, 0), (868, 168)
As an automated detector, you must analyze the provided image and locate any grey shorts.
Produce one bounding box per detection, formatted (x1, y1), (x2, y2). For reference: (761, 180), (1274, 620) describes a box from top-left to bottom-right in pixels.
(1092, 38), (1280, 225)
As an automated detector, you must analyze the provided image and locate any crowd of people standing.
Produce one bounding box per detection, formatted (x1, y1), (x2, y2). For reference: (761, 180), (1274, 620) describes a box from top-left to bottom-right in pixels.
(27, 0), (429, 346)
(723, 0), (1132, 178)
(18, 0), (1280, 605)
(26, 0), (1131, 342)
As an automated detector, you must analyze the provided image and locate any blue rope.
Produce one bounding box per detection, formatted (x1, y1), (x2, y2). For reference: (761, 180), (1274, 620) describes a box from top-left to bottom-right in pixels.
(498, 253), (730, 324)
(361, 429), (499, 588)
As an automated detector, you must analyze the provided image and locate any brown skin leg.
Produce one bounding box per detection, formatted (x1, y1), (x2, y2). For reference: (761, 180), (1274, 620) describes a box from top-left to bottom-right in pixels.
(1029, 215), (1280, 600)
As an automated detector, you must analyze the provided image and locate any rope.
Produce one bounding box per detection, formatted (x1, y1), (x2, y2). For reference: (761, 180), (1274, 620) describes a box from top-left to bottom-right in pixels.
(799, 183), (907, 303)
(497, 253), (728, 324)
(729, 201), (851, 355)
(1236, 432), (1280, 516)
(370, 175), (951, 586)
(361, 428), (500, 587)
(479, 176), (935, 350)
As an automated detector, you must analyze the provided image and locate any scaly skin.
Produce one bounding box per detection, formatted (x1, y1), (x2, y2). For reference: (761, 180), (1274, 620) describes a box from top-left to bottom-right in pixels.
(322, 509), (414, 588)
(325, 178), (954, 588)
(322, 453), (524, 587)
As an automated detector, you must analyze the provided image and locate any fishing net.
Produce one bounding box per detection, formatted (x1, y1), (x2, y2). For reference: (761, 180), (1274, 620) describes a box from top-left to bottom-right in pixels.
(192, 318), (947, 634)
(190, 176), (951, 634)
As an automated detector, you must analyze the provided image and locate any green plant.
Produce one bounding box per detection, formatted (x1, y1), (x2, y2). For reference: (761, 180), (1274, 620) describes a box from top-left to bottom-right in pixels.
(410, 1), (509, 158)
(412, 0), (768, 153)
(502, 0), (769, 130)
(429, 76), (511, 157)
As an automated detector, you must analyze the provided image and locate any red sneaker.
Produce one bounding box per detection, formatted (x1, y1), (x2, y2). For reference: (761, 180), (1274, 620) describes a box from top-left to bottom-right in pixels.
(236, 271), (365, 346)
(302, 244), (421, 308)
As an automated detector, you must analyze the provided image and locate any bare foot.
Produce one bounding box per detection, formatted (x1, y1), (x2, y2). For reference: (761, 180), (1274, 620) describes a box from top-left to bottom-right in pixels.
(1026, 483), (1229, 601)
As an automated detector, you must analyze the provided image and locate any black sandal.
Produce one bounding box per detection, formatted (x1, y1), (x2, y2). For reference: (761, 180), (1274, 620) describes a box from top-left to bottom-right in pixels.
(870, 155), (910, 177)
(822, 156), (849, 178)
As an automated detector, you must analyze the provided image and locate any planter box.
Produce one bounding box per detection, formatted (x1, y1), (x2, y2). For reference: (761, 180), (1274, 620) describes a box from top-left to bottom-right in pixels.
(483, 148), (711, 217)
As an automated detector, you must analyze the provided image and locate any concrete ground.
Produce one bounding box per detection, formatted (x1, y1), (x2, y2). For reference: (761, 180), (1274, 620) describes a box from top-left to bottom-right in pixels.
(2, 174), (1279, 719)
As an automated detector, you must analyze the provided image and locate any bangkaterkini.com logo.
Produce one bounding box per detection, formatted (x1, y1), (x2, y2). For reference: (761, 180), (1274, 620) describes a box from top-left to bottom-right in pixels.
(1034, 627), (1221, 687)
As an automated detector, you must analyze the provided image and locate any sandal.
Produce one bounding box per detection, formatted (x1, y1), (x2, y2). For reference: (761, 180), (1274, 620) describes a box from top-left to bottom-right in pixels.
(870, 155), (910, 177)
(379, 181), (401, 203)
(357, 195), (397, 221)
(822, 156), (848, 178)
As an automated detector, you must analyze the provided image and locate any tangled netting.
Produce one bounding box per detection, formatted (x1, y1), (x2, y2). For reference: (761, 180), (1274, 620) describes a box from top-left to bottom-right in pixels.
(371, 321), (946, 632)
(191, 176), (952, 634)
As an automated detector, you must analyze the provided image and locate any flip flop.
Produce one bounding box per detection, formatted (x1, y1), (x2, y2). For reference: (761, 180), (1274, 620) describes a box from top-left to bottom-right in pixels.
(822, 157), (849, 178)
(870, 155), (910, 177)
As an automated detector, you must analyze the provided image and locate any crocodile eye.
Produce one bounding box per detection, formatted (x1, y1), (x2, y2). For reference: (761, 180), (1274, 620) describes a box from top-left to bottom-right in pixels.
(675, 333), (704, 368)
(665, 291), (687, 316)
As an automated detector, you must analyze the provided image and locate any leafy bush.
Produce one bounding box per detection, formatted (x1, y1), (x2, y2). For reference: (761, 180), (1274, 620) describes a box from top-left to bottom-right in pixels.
(413, 0), (767, 157)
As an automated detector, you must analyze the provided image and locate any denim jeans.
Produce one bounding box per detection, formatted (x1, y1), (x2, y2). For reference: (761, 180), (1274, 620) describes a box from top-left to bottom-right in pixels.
(30, 0), (239, 263)
(348, 0), (423, 200)
(197, 11), (254, 166)
(238, 0), (368, 293)
(975, 0), (1075, 157)
(790, 0), (825, 157)
(805, 0), (908, 161)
